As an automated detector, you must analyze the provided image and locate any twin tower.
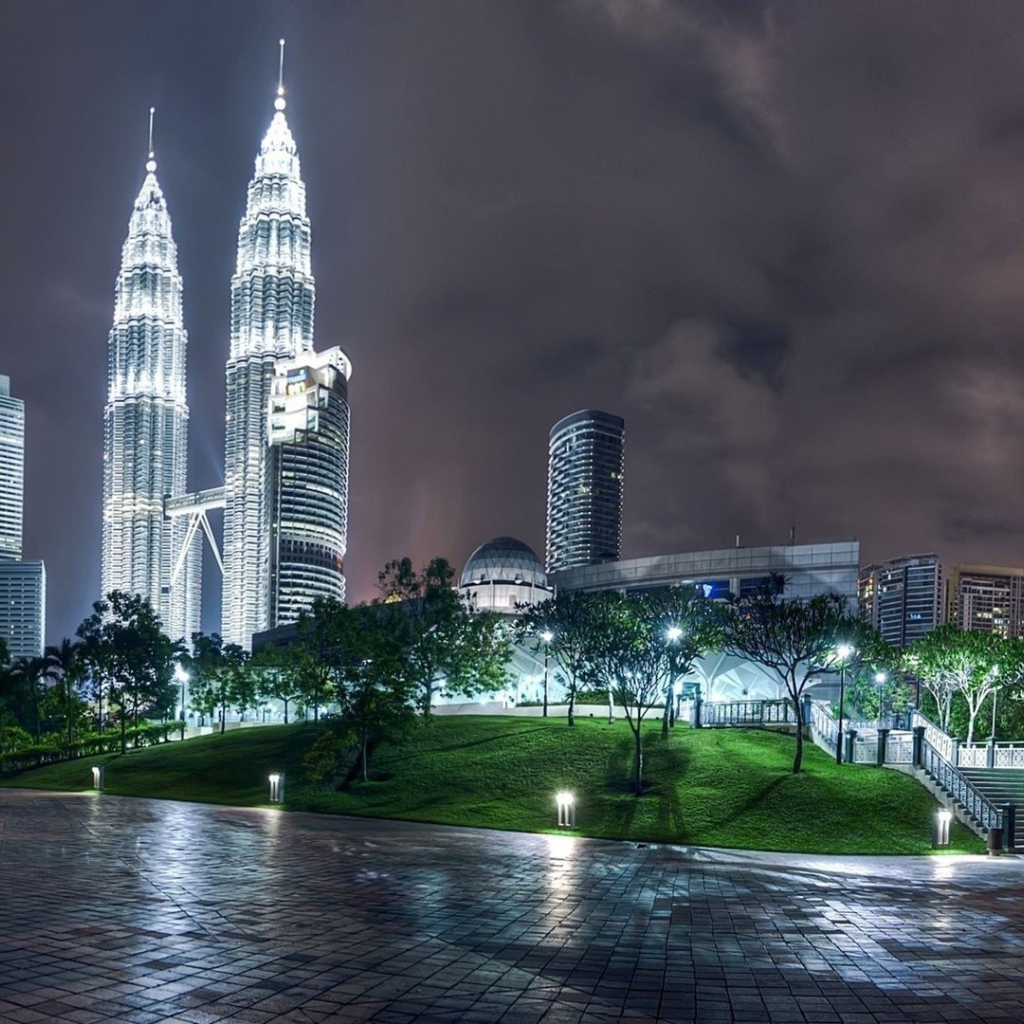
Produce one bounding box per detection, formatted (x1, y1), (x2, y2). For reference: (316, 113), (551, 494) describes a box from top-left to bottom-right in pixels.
(101, 45), (351, 649)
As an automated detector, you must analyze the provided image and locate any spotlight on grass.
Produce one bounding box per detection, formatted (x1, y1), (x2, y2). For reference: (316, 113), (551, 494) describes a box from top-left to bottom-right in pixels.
(556, 791), (576, 829)
(933, 808), (952, 849)
(91, 766), (104, 790)
(269, 773), (285, 804)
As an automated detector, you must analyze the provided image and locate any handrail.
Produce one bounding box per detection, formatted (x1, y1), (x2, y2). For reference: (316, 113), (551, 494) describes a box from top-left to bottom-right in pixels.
(920, 738), (1000, 831)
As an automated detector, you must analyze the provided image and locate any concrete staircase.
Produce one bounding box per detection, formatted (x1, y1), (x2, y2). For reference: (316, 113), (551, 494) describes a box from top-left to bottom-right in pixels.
(958, 769), (1024, 850)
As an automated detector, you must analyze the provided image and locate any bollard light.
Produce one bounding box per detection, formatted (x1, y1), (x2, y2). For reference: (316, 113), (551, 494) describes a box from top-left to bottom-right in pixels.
(556, 791), (576, 829)
(269, 773), (285, 804)
(92, 765), (104, 790)
(933, 808), (952, 849)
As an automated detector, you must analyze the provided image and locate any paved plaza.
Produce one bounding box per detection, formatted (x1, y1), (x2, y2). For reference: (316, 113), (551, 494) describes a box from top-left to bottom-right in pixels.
(2, 793), (1024, 1023)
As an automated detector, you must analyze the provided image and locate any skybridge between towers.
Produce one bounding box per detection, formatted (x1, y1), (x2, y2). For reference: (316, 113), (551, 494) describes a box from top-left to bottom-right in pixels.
(165, 487), (225, 584)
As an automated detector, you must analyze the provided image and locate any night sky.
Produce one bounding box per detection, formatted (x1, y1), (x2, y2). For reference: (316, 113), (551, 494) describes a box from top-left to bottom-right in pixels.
(6, 1), (1024, 643)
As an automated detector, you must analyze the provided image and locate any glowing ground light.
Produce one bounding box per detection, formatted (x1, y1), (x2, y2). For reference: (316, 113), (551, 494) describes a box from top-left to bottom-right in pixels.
(556, 791), (576, 828)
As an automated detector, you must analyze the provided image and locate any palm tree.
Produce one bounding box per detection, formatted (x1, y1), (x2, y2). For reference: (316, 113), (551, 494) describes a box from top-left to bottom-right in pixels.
(45, 639), (83, 749)
(8, 655), (58, 744)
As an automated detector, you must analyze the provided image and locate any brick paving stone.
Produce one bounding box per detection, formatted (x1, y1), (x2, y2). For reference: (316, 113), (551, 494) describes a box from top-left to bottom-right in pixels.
(6, 794), (1024, 1021)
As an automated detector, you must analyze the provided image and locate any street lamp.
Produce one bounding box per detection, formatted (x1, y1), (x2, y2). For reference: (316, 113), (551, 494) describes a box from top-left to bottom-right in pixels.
(665, 625), (683, 732)
(540, 630), (553, 718)
(174, 663), (189, 741)
(990, 664), (1000, 739)
(835, 643), (853, 764)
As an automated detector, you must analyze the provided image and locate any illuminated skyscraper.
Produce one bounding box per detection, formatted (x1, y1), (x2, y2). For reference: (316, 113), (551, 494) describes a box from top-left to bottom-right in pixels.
(222, 46), (319, 647)
(266, 348), (351, 626)
(546, 409), (624, 574)
(0, 375), (24, 561)
(101, 117), (200, 641)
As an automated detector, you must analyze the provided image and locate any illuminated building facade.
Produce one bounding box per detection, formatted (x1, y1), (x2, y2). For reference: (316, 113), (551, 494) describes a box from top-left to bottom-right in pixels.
(945, 564), (1024, 638)
(858, 554), (942, 648)
(222, 75), (317, 647)
(0, 375), (24, 562)
(101, 135), (200, 642)
(546, 409), (624, 574)
(267, 347), (351, 625)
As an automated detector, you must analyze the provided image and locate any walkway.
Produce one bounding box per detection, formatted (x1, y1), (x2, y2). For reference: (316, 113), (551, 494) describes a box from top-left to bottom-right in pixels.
(2, 791), (1024, 1022)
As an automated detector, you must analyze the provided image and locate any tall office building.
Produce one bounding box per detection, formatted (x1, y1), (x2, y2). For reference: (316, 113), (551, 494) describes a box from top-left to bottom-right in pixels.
(858, 554), (942, 648)
(0, 561), (45, 659)
(0, 375), (24, 561)
(546, 409), (624, 574)
(266, 348), (351, 626)
(222, 58), (318, 647)
(101, 129), (200, 642)
(945, 565), (1024, 638)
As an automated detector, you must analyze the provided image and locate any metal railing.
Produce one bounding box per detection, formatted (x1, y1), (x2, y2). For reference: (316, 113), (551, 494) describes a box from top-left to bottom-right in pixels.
(921, 739), (1000, 831)
(701, 699), (797, 727)
(911, 710), (955, 764)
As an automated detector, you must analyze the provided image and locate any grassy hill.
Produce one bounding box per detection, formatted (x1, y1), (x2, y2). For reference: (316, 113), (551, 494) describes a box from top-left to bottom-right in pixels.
(1, 716), (983, 855)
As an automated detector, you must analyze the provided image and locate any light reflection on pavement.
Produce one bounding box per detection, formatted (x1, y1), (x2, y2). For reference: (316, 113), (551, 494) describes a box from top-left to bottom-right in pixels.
(1, 789), (1023, 1022)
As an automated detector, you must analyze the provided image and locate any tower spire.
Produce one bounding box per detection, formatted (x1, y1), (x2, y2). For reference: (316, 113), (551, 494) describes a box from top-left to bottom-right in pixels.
(146, 107), (156, 173)
(276, 39), (286, 111)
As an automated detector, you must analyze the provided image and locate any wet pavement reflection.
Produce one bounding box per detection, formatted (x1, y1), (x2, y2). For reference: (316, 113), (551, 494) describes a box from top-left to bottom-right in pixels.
(2, 789), (1024, 1022)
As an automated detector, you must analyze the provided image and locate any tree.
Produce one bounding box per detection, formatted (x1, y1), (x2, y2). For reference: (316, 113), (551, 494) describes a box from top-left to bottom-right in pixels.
(186, 632), (248, 733)
(722, 591), (857, 773)
(8, 652), (65, 744)
(648, 586), (722, 734)
(77, 593), (179, 753)
(251, 642), (302, 724)
(376, 557), (501, 715)
(516, 591), (601, 726)
(905, 626), (1003, 742)
(45, 638), (86, 749)
(329, 604), (419, 782)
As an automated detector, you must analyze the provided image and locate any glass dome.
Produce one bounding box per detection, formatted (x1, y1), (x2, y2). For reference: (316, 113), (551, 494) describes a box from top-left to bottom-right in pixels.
(460, 537), (549, 588)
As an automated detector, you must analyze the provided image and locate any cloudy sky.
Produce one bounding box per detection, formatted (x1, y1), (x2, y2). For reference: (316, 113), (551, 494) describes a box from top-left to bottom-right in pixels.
(6, 0), (1024, 642)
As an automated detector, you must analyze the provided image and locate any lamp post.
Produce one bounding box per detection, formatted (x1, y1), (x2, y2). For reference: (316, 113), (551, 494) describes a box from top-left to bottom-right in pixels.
(665, 626), (682, 734)
(540, 630), (553, 718)
(990, 665), (1000, 739)
(874, 671), (888, 720)
(174, 664), (189, 741)
(836, 644), (853, 764)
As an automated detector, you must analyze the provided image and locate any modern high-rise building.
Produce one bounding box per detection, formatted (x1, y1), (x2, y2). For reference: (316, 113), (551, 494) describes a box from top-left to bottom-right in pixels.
(858, 554), (942, 648)
(0, 561), (45, 659)
(101, 126), (200, 642)
(223, 55), (335, 648)
(266, 348), (351, 626)
(546, 409), (624, 574)
(0, 375), (24, 562)
(945, 565), (1024, 638)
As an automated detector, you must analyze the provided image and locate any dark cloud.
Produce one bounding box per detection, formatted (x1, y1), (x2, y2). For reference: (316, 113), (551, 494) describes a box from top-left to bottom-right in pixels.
(5, 0), (1024, 641)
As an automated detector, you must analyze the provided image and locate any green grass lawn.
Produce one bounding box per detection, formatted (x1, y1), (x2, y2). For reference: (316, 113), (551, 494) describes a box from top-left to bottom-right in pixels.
(1, 716), (983, 855)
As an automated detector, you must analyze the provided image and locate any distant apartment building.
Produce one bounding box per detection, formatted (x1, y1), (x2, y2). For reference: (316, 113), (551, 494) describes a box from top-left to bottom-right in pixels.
(858, 555), (942, 648)
(945, 565), (1024, 638)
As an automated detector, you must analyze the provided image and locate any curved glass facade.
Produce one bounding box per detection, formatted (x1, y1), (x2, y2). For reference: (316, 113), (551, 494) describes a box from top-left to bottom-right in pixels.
(545, 409), (624, 574)
(267, 348), (351, 625)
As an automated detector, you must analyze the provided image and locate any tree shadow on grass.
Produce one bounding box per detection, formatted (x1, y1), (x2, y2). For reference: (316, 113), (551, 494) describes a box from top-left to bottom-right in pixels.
(709, 773), (789, 831)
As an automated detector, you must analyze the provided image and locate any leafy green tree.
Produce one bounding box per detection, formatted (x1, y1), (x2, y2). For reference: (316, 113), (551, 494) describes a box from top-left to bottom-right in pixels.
(7, 654), (59, 743)
(186, 632), (248, 733)
(330, 603), (419, 782)
(376, 557), (501, 715)
(516, 591), (601, 726)
(77, 592), (179, 754)
(251, 642), (302, 724)
(44, 638), (86, 748)
(294, 599), (344, 722)
(906, 626), (1004, 741)
(723, 591), (858, 773)
(648, 586), (722, 734)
